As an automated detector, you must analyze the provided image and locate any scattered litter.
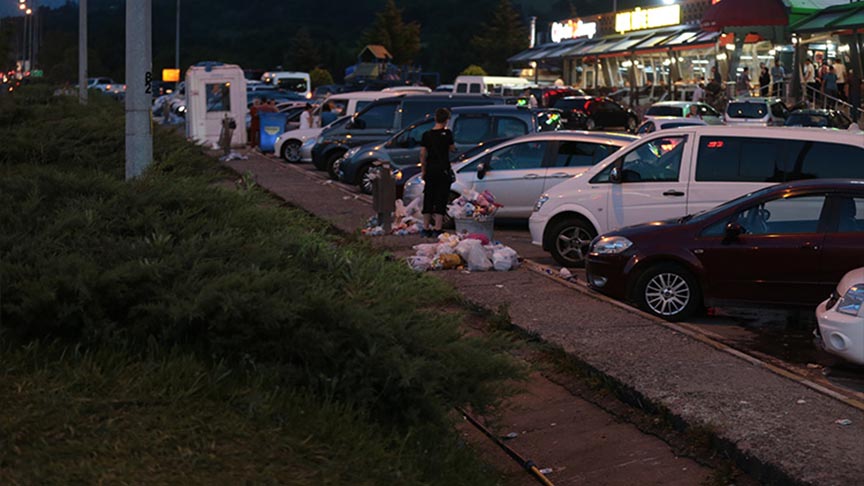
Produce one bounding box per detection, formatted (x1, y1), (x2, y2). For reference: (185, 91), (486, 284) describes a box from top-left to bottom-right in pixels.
(550, 423), (557, 427)
(447, 189), (501, 220)
(342, 196), (351, 200)
(835, 419), (853, 426)
(218, 151), (248, 161)
(406, 233), (520, 273)
(558, 267), (577, 282)
(322, 180), (333, 185)
(495, 284), (505, 289)
(538, 468), (553, 475)
(502, 432), (519, 440)
(796, 399), (807, 405)
(806, 363), (822, 369)
(362, 199), (423, 236)
(738, 401), (749, 405)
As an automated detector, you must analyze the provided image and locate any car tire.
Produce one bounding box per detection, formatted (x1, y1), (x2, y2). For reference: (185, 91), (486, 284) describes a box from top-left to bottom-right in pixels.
(358, 164), (375, 194)
(548, 217), (597, 267)
(325, 151), (345, 180)
(625, 116), (638, 133)
(585, 118), (597, 130)
(633, 263), (702, 321)
(281, 140), (302, 163)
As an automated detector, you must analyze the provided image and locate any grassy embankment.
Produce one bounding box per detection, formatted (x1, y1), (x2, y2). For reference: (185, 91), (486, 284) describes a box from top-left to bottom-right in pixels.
(0, 87), (522, 484)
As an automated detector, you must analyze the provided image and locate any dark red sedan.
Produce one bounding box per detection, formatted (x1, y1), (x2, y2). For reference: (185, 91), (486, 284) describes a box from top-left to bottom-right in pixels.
(585, 180), (864, 321)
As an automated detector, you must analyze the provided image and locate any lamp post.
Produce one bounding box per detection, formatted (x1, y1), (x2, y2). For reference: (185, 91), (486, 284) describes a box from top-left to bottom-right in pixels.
(175, 0), (180, 71)
(79, 0), (87, 104)
(125, 0), (153, 180)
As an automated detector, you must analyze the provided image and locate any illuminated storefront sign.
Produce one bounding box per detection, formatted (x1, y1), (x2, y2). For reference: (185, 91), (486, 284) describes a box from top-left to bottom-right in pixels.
(615, 5), (681, 34)
(551, 18), (597, 43)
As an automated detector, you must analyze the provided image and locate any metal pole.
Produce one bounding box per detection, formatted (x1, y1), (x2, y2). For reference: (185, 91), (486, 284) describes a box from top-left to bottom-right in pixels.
(23, 12), (29, 71)
(125, 0), (153, 180)
(79, 0), (87, 104)
(175, 0), (180, 69)
(32, 0), (38, 69)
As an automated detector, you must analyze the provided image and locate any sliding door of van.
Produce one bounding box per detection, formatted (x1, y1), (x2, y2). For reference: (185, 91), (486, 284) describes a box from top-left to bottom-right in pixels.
(603, 135), (692, 230)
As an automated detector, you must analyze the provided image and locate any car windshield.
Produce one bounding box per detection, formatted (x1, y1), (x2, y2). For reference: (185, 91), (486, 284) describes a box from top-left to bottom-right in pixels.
(683, 185), (779, 224)
(727, 102), (768, 119)
(785, 114), (828, 127)
(646, 106), (682, 117)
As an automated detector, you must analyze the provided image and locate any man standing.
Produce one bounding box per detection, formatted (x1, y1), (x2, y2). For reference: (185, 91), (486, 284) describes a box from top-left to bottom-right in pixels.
(299, 103), (314, 130)
(736, 67), (751, 97)
(770, 59), (785, 99)
(822, 66), (839, 108)
(759, 63), (770, 97)
(419, 108), (455, 238)
(833, 58), (846, 100)
(802, 58), (816, 95)
(692, 81), (705, 102)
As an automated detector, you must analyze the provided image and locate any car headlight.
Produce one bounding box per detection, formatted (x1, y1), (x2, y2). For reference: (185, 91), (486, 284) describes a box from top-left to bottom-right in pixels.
(836, 284), (864, 316)
(590, 236), (633, 255)
(534, 194), (550, 212)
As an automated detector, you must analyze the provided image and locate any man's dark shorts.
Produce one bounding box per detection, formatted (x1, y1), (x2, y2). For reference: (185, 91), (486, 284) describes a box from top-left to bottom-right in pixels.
(423, 173), (450, 215)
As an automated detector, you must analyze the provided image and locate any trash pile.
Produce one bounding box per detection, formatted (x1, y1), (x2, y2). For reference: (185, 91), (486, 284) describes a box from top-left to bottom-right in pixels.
(407, 232), (520, 272)
(362, 199), (423, 236)
(447, 189), (501, 221)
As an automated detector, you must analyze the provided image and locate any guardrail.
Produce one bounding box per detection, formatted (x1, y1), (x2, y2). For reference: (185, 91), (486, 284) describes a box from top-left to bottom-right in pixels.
(803, 84), (862, 123)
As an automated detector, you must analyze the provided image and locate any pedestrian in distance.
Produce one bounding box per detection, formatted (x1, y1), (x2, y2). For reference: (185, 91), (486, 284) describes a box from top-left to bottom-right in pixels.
(711, 65), (722, 85)
(759, 63), (770, 97)
(736, 67), (751, 97)
(321, 101), (337, 126)
(521, 88), (538, 108)
(802, 58), (818, 96)
(770, 59), (785, 99)
(833, 58), (847, 101)
(822, 66), (839, 108)
(299, 103), (314, 130)
(692, 81), (705, 102)
(249, 98), (262, 147)
(419, 108), (455, 238)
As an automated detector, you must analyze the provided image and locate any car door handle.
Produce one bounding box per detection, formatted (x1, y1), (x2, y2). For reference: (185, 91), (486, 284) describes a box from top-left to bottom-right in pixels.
(663, 190), (685, 197)
(523, 174), (540, 179)
(549, 172), (571, 179)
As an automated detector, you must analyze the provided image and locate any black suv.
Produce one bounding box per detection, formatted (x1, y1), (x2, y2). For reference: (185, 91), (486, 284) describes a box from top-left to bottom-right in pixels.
(553, 96), (639, 133)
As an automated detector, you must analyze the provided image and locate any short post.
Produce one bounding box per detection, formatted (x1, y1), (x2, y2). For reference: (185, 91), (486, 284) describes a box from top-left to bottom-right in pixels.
(219, 115), (236, 157)
(78, 0), (87, 105)
(371, 162), (396, 233)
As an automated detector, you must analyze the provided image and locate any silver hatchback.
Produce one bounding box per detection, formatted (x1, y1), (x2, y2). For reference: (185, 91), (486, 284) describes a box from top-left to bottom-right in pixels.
(724, 97), (789, 127)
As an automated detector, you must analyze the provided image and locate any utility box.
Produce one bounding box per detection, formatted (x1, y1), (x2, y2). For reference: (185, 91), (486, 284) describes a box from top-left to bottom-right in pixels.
(185, 62), (247, 147)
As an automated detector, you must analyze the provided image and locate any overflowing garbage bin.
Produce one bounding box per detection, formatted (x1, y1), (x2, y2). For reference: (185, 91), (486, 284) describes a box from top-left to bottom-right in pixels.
(258, 112), (289, 152)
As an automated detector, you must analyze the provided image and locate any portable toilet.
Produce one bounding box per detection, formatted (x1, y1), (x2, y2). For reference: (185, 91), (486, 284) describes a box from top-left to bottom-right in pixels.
(185, 62), (247, 147)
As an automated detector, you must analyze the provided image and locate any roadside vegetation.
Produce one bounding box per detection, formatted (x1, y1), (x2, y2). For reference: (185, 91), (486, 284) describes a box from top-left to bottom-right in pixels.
(0, 87), (522, 484)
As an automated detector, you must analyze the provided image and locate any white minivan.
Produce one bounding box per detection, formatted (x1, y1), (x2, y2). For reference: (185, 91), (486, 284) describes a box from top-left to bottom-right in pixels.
(530, 126), (864, 266)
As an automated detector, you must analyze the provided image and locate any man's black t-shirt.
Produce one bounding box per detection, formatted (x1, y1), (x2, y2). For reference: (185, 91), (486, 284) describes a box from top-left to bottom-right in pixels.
(421, 128), (453, 178)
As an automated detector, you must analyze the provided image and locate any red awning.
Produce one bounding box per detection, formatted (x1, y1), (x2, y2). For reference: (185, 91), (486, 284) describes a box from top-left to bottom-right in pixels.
(701, 0), (787, 32)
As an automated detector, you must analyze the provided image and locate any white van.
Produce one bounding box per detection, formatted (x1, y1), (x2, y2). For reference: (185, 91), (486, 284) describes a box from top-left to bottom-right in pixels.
(530, 126), (864, 266)
(262, 71), (311, 99)
(453, 75), (531, 95)
(275, 91), (394, 163)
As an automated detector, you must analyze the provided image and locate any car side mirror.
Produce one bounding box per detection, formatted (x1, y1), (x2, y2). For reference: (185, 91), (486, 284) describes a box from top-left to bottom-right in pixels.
(477, 163), (488, 180)
(609, 166), (622, 184)
(724, 222), (744, 241)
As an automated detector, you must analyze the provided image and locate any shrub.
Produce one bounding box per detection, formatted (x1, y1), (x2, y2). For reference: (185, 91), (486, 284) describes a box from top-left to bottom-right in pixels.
(460, 64), (488, 76)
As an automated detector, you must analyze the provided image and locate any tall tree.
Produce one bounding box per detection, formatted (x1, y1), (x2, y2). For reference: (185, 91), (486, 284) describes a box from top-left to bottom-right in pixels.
(470, 0), (529, 75)
(285, 28), (321, 72)
(362, 0), (420, 65)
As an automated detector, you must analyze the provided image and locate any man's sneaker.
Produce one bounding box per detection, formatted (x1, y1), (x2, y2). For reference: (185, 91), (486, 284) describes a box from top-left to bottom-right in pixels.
(420, 229), (433, 238)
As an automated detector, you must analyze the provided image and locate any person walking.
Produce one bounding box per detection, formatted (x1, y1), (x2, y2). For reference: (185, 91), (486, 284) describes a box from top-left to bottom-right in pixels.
(249, 98), (262, 148)
(846, 68), (862, 125)
(419, 108), (455, 238)
(833, 58), (847, 100)
(692, 81), (705, 102)
(736, 67), (751, 97)
(759, 63), (770, 97)
(770, 59), (785, 99)
(299, 103), (314, 130)
(822, 66), (839, 108)
(802, 59), (817, 97)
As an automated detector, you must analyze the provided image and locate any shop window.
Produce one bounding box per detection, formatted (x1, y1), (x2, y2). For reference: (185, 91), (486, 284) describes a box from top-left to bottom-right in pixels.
(206, 83), (231, 112)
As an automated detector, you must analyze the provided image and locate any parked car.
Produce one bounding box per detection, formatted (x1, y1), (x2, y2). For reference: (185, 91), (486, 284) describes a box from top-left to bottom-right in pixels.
(313, 94), (506, 178)
(724, 97), (788, 126)
(585, 179), (864, 321)
(87, 77), (125, 96)
(643, 101), (723, 125)
(530, 126), (864, 266)
(816, 267), (864, 365)
(552, 96), (639, 132)
(274, 91), (389, 163)
(527, 87), (586, 108)
(784, 108), (852, 129)
(635, 116), (707, 135)
(403, 131), (637, 219)
(338, 106), (562, 193)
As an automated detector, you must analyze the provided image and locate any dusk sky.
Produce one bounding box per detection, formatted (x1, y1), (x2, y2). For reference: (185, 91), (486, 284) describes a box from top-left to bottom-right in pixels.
(1, 0), (67, 16)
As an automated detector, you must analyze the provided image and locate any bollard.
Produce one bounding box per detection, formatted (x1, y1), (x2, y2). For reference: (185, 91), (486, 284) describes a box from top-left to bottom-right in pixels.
(371, 161), (396, 233)
(219, 114), (236, 157)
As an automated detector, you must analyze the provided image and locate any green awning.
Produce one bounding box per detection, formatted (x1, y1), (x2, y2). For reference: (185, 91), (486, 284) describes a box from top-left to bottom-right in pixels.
(791, 2), (864, 32)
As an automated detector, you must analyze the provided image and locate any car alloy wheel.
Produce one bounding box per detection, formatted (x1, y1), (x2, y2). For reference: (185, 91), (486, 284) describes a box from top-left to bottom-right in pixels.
(635, 263), (701, 321)
(550, 218), (596, 267)
(359, 165), (375, 194)
(282, 140), (302, 163)
(586, 118), (597, 130)
(326, 151), (345, 180)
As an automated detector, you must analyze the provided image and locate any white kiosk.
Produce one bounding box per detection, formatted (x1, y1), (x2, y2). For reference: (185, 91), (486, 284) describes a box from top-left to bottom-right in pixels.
(185, 62), (247, 147)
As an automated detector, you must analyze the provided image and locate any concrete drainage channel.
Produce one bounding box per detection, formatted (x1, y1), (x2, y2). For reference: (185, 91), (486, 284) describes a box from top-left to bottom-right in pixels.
(233, 151), (864, 485)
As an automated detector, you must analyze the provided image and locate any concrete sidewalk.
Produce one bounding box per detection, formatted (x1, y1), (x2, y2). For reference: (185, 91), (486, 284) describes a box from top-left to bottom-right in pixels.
(224, 151), (864, 486)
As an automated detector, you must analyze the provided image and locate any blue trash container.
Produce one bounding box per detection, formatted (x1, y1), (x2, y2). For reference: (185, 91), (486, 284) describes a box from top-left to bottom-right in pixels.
(259, 112), (289, 152)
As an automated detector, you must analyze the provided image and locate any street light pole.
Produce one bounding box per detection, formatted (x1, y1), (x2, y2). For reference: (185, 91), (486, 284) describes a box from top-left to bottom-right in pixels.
(125, 0), (153, 180)
(175, 0), (180, 70)
(79, 0), (87, 104)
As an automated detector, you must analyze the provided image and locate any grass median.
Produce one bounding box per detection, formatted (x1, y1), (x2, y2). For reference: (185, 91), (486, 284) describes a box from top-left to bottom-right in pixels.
(0, 87), (522, 484)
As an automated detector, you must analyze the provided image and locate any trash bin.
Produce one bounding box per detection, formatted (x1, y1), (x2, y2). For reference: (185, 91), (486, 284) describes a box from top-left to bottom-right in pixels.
(259, 112), (289, 152)
(455, 217), (494, 241)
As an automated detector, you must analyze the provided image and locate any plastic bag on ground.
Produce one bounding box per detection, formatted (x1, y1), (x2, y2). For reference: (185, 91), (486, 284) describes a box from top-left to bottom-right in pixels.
(408, 256), (432, 272)
(466, 244), (493, 272)
(491, 246), (519, 271)
(413, 243), (439, 258)
(455, 238), (482, 260)
(465, 233), (490, 245)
